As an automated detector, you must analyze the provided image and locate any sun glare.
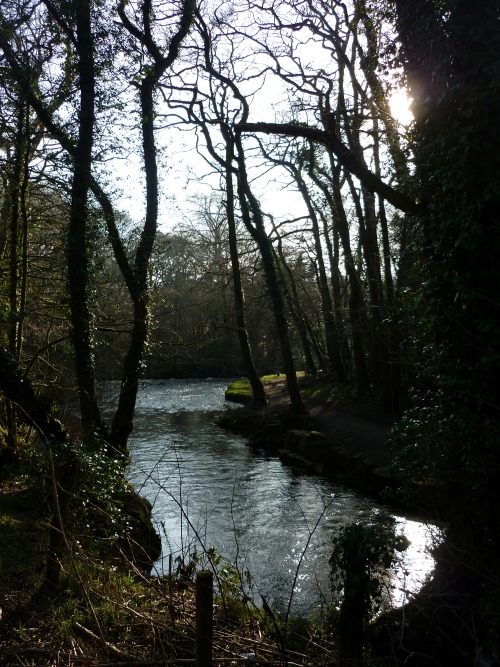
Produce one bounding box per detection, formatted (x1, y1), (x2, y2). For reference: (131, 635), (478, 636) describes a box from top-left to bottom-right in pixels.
(389, 88), (414, 126)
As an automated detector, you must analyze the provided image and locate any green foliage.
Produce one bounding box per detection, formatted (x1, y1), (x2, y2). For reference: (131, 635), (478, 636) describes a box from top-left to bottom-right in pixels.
(0, 421), (9, 460)
(29, 437), (127, 538)
(329, 512), (409, 663)
(330, 512), (409, 616)
(45, 595), (87, 641)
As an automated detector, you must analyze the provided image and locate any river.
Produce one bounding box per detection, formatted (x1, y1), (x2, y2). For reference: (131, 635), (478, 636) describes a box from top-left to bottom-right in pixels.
(114, 378), (438, 618)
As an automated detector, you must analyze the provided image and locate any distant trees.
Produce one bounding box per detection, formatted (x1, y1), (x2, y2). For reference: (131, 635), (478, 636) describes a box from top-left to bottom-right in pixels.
(144, 197), (299, 384)
(1, 0), (421, 454)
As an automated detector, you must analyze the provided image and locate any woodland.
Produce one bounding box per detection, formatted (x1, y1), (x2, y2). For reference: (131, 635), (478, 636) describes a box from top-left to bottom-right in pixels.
(0, 0), (499, 665)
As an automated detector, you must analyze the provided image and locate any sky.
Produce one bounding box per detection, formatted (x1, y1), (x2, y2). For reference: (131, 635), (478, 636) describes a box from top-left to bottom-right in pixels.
(109, 8), (414, 235)
(113, 87), (412, 234)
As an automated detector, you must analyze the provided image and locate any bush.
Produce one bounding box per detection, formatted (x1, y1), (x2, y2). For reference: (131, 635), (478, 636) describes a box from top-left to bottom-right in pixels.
(330, 512), (409, 664)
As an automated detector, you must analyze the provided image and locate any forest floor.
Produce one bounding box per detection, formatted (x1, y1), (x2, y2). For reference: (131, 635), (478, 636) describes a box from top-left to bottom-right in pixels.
(0, 477), (334, 667)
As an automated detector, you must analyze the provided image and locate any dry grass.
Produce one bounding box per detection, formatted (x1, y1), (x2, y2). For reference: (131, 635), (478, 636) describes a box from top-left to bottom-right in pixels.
(0, 479), (335, 667)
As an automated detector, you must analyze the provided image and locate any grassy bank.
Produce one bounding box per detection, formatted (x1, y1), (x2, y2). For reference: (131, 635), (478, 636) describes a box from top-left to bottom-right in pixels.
(224, 373), (286, 403)
(226, 372), (352, 401)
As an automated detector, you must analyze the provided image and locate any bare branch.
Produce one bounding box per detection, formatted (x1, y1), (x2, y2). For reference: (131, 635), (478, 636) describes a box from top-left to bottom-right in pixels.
(234, 121), (417, 213)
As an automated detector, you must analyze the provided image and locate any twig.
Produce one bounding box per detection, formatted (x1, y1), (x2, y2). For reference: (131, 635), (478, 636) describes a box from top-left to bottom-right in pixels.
(48, 448), (106, 644)
(74, 622), (138, 661)
(284, 495), (334, 629)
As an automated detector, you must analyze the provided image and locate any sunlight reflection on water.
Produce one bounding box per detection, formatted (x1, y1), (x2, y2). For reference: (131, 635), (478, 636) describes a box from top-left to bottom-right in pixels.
(111, 379), (440, 617)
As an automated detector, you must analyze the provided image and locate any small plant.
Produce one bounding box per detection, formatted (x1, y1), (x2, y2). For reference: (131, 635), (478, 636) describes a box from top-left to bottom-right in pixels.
(174, 546), (254, 622)
(330, 512), (409, 665)
(29, 437), (126, 530)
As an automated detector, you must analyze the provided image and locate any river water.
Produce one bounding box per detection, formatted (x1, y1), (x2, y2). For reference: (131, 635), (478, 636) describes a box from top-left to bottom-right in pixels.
(117, 379), (438, 617)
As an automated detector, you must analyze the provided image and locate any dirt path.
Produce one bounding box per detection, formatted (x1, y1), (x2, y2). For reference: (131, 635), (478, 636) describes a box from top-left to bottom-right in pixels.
(265, 381), (395, 467)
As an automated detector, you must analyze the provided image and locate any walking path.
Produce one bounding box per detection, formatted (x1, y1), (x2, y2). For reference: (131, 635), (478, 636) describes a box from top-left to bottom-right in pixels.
(265, 380), (395, 467)
(257, 380), (405, 500)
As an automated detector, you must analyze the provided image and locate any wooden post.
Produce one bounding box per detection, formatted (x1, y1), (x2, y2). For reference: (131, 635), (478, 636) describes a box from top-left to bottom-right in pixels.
(196, 570), (213, 667)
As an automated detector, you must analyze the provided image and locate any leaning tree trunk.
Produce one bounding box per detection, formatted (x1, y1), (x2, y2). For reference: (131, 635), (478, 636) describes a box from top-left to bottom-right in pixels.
(234, 138), (306, 415)
(224, 140), (267, 408)
(109, 76), (158, 455)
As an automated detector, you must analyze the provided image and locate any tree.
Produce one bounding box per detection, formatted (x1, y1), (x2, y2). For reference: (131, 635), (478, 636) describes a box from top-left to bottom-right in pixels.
(112, 0), (196, 450)
(387, 0), (500, 660)
(66, 0), (102, 434)
(0, 0), (111, 438)
(394, 0), (500, 547)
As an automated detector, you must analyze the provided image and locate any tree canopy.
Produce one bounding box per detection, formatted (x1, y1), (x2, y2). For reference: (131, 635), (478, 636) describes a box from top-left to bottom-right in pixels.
(1, 1), (499, 661)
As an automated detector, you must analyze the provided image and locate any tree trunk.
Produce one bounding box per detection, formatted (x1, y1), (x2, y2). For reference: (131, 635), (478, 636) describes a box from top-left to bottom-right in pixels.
(67, 0), (102, 435)
(235, 138), (306, 414)
(225, 141), (266, 408)
(330, 163), (371, 394)
(110, 0), (195, 454)
(307, 160), (352, 377)
(4, 101), (27, 456)
(292, 168), (348, 384)
(110, 76), (158, 455)
(274, 236), (318, 377)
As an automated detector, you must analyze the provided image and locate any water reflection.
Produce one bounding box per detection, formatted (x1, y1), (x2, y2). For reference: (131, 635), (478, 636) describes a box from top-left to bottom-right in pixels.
(122, 379), (439, 616)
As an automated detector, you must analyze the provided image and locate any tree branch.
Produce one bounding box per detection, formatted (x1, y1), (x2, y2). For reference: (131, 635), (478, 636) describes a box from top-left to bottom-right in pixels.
(234, 121), (417, 213)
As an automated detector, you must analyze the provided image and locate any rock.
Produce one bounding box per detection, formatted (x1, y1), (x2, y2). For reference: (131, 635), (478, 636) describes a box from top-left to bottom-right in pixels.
(250, 421), (281, 447)
(117, 486), (162, 573)
(278, 449), (316, 472)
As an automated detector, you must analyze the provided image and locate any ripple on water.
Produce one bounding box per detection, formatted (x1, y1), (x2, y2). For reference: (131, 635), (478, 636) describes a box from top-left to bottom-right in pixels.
(124, 379), (439, 616)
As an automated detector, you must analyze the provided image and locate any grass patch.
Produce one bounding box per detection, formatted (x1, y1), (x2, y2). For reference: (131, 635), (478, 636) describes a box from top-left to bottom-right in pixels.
(225, 373), (307, 404)
(225, 378), (253, 402)
(261, 373), (287, 383)
(298, 375), (340, 403)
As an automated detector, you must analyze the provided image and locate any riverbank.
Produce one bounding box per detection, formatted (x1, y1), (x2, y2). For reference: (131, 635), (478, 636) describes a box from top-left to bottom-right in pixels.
(0, 378), (438, 666)
(222, 377), (437, 518)
(0, 476), (332, 666)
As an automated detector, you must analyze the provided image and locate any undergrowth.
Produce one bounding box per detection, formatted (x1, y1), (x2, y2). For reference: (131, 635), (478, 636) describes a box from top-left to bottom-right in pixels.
(0, 476), (335, 667)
